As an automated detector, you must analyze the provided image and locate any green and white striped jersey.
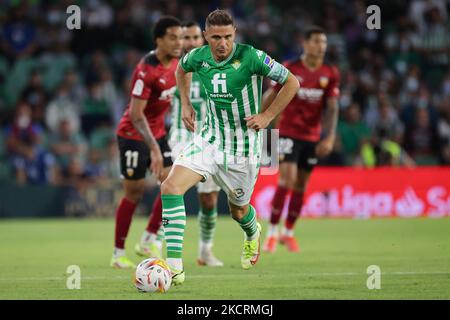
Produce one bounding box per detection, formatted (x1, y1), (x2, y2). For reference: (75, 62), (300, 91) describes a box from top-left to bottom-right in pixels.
(180, 43), (289, 157)
(169, 72), (207, 145)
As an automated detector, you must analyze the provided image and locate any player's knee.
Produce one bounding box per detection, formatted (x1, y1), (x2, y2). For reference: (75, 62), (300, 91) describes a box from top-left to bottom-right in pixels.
(124, 184), (145, 203)
(200, 195), (216, 211)
(229, 204), (247, 221)
(161, 178), (182, 195)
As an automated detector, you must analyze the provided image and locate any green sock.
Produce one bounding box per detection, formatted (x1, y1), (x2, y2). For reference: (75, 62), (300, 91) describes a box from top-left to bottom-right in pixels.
(235, 205), (258, 240)
(198, 207), (217, 244)
(161, 194), (186, 260)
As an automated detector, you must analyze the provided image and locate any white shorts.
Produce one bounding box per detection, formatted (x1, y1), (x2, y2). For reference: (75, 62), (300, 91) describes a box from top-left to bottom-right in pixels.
(170, 137), (221, 194)
(174, 136), (260, 206)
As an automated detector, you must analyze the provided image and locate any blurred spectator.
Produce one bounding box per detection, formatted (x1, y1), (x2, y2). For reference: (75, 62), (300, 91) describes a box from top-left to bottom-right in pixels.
(366, 93), (404, 144)
(81, 82), (112, 135)
(21, 69), (49, 125)
(100, 138), (121, 180)
(0, 3), (37, 62)
(5, 102), (56, 185)
(45, 83), (81, 134)
(337, 103), (371, 164)
(357, 128), (415, 167)
(48, 119), (87, 175)
(404, 107), (440, 165)
(438, 107), (450, 164)
(62, 70), (87, 107)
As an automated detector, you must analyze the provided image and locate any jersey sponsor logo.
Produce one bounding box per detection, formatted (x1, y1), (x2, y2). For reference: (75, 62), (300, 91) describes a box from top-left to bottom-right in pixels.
(159, 86), (176, 100)
(319, 76), (329, 88)
(159, 78), (166, 84)
(201, 61), (210, 69)
(209, 92), (234, 98)
(190, 81), (201, 99)
(264, 55), (275, 68)
(211, 73), (227, 93)
(132, 79), (144, 96)
(231, 59), (241, 70)
(297, 88), (325, 102)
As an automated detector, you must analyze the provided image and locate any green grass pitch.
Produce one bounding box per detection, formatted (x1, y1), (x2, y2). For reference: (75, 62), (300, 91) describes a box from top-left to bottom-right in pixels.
(0, 216), (449, 299)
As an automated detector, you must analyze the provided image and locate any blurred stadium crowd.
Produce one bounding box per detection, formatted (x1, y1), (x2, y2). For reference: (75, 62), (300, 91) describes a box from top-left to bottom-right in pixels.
(0, 0), (450, 188)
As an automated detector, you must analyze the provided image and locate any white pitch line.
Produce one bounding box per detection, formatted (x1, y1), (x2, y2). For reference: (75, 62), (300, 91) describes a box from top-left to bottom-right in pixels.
(0, 271), (449, 282)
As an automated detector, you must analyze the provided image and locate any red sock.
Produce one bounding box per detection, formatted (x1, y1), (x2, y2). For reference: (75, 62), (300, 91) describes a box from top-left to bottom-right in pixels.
(285, 191), (304, 230)
(114, 197), (138, 249)
(270, 186), (290, 225)
(146, 193), (162, 234)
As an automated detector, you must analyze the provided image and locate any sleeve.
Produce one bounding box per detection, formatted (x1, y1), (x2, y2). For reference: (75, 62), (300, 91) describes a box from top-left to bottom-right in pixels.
(270, 61), (289, 93)
(130, 64), (152, 100)
(325, 66), (340, 98)
(179, 47), (199, 73)
(251, 47), (289, 85)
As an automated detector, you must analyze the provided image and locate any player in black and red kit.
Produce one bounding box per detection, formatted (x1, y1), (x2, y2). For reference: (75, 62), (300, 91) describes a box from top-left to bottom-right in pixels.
(111, 17), (182, 269)
(262, 26), (340, 253)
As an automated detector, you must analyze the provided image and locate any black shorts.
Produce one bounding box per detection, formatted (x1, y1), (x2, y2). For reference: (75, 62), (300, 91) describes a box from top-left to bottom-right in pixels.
(118, 135), (173, 180)
(278, 136), (318, 172)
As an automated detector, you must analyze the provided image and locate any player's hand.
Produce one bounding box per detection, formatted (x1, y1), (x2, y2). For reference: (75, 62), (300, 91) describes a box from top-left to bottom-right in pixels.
(245, 112), (273, 131)
(182, 103), (196, 132)
(315, 137), (334, 158)
(149, 145), (163, 179)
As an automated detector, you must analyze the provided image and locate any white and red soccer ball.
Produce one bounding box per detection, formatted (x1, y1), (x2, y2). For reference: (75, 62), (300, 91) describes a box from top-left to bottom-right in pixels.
(134, 258), (172, 293)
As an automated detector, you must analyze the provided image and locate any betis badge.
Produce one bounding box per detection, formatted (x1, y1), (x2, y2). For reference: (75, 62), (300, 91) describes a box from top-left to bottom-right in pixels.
(127, 168), (134, 177)
(231, 59), (241, 70)
(319, 76), (329, 88)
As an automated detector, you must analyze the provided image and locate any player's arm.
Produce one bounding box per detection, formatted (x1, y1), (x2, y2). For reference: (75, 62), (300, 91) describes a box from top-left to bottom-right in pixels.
(130, 97), (163, 178)
(261, 86), (282, 127)
(246, 73), (299, 130)
(176, 63), (195, 132)
(315, 97), (339, 157)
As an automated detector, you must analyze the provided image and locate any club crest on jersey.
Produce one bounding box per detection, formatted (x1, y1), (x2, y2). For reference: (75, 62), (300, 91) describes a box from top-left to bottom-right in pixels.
(231, 59), (241, 70)
(202, 61), (210, 69)
(319, 76), (329, 88)
(264, 55), (275, 68)
(126, 168), (134, 177)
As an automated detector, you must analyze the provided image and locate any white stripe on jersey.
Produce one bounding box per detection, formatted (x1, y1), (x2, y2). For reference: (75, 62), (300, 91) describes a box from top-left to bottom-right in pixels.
(221, 108), (232, 153)
(231, 98), (244, 155)
(241, 84), (255, 156)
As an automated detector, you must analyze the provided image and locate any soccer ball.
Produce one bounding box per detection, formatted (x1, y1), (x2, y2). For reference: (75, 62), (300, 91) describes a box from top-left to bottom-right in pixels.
(135, 258), (172, 293)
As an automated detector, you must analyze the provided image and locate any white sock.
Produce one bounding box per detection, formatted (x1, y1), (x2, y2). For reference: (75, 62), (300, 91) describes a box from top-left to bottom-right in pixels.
(167, 258), (183, 271)
(199, 240), (213, 254)
(140, 230), (157, 245)
(155, 239), (163, 251)
(282, 226), (294, 237)
(267, 224), (279, 237)
(113, 247), (126, 258)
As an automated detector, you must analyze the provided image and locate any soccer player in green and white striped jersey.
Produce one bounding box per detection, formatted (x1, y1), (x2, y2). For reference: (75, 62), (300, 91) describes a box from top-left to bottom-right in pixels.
(160, 10), (300, 285)
(168, 21), (223, 267)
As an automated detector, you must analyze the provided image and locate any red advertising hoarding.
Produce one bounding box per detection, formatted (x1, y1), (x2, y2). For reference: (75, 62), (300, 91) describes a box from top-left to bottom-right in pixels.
(251, 167), (450, 219)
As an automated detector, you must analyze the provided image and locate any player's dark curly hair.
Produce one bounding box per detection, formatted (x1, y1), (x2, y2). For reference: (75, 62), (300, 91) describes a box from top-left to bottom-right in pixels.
(303, 25), (326, 39)
(205, 9), (234, 28)
(182, 20), (200, 28)
(153, 16), (181, 41)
